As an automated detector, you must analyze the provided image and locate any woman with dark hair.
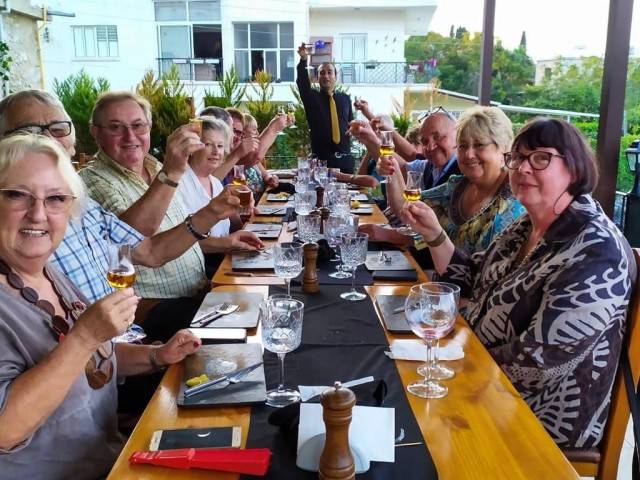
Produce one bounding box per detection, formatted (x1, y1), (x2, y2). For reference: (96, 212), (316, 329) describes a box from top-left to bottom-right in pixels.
(402, 117), (636, 449)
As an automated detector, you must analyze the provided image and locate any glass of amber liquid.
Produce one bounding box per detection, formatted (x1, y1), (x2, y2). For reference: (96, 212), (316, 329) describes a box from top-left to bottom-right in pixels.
(399, 171), (424, 235)
(378, 130), (395, 184)
(287, 102), (298, 129)
(233, 165), (246, 186)
(107, 243), (144, 343)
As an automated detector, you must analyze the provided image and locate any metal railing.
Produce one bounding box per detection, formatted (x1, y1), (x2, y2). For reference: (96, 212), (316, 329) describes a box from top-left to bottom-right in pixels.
(157, 57), (437, 85)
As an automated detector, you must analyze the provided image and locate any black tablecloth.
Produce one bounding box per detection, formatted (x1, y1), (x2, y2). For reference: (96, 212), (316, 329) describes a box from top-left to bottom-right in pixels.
(240, 285), (438, 480)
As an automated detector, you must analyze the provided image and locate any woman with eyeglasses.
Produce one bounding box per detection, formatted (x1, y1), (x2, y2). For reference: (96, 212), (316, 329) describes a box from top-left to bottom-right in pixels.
(403, 117), (636, 449)
(0, 134), (201, 478)
(360, 106), (525, 268)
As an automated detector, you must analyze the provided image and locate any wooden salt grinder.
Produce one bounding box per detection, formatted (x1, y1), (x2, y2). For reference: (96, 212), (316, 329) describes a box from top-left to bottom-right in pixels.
(316, 186), (325, 208)
(302, 242), (319, 293)
(319, 381), (356, 480)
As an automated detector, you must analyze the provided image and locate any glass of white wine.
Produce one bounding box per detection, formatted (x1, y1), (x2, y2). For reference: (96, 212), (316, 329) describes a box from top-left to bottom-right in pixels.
(107, 243), (145, 343)
(378, 130), (395, 184)
(287, 102), (297, 129)
(398, 170), (423, 235)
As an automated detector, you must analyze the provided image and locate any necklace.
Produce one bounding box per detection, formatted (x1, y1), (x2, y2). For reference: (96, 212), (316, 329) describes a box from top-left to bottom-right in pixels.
(0, 258), (113, 389)
(461, 172), (507, 221)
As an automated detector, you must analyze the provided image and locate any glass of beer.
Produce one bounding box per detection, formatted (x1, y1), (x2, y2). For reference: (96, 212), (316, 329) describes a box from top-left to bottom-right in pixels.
(233, 165), (246, 186)
(237, 187), (252, 223)
(378, 130), (395, 184)
(107, 243), (145, 343)
(398, 171), (424, 235)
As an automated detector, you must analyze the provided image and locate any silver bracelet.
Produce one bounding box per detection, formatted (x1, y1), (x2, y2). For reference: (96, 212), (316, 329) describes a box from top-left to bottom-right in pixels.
(149, 344), (167, 372)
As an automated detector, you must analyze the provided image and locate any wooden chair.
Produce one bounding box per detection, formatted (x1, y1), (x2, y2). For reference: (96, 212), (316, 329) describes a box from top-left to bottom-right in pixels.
(564, 247), (640, 479)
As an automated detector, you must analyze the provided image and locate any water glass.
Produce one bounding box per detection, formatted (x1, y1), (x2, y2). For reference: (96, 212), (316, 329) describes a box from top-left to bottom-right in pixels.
(295, 190), (317, 215)
(324, 214), (358, 279)
(404, 283), (458, 398)
(339, 232), (369, 301)
(330, 189), (351, 216)
(297, 214), (321, 243)
(297, 156), (309, 171)
(260, 298), (304, 407)
(272, 242), (304, 297)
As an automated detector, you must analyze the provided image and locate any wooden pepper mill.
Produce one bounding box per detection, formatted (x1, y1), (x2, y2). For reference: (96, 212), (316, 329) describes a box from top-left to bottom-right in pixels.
(316, 186), (325, 209)
(319, 207), (331, 234)
(319, 381), (356, 480)
(302, 242), (319, 293)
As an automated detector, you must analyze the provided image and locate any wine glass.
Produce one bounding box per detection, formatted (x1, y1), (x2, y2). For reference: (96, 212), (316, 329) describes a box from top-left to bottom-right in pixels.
(417, 282), (460, 381)
(324, 213), (358, 278)
(232, 165), (246, 186)
(404, 283), (457, 398)
(339, 232), (368, 301)
(378, 130), (395, 184)
(287, 102), (298, 129)
(272, 242), (304, 297)
(260, 298), (304, 407)
(294, 190), (316, 215)
(398, 170), (424, 235)
(107, 243), (145, 343)
(297, 214), (321, 243)
(277, 106), (286, 135)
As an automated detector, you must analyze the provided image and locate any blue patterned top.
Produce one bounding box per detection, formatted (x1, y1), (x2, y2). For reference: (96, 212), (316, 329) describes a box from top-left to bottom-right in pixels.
(420, 175), (526, 254)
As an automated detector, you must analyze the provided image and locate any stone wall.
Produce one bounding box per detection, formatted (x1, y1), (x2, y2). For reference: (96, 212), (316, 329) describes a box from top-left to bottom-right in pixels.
(3, 12), (41, 91)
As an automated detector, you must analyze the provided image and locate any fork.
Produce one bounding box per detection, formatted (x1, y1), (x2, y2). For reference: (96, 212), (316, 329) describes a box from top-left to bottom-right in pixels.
(192, 301), (230, 326)
(184, 362), (263, 396)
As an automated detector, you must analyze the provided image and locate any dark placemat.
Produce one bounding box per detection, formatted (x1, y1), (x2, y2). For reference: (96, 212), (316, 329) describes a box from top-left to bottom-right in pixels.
(241, 286), (438, 480)
(292, 263), (374, 287)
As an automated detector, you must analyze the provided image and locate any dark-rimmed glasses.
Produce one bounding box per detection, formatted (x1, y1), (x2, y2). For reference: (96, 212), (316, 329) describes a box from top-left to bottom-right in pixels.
(0, 189), (76, 213)
(504, 150), (565, 171)
(94, 121), (151, 136)
(5, 121), (72, 138)
(418, 106), (457, 123)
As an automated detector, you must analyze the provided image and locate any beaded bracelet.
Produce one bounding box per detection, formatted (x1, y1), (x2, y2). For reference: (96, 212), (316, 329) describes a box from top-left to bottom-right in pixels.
(185, 214), (211, 240)
(149, 344), (167, 372)
(426, 229), (448, 248)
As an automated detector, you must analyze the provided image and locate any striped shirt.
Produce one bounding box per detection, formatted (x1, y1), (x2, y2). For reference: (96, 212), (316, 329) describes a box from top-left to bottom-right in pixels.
(79, 149), (207, 298)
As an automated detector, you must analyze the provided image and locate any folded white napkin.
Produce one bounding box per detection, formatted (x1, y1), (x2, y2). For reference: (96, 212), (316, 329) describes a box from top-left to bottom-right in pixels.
(385, 339), (464, 361)
(298, 376), (375, 402)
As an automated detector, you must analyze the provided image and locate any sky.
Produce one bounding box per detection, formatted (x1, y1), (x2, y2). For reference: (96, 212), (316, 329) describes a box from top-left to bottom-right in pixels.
(429, 0), (640, 61)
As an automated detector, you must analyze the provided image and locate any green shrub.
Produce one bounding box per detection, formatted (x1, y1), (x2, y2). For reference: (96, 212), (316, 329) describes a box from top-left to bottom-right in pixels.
(203, 65), (246, 109)
(53, 69), (110, 159)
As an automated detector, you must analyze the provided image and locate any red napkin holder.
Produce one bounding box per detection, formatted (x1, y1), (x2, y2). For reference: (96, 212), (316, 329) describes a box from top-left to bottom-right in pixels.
(129, 447), (271, 476)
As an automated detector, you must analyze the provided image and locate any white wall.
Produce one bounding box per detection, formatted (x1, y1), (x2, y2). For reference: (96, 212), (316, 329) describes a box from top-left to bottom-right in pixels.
(41, 0), (157, 91)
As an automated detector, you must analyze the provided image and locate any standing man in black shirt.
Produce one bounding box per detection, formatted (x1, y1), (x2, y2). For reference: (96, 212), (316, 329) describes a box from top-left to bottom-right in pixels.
(296, 43), (354, 174)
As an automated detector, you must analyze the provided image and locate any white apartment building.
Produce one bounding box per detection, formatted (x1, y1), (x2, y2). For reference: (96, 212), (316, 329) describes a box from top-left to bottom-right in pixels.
(2, 0), (437, 116)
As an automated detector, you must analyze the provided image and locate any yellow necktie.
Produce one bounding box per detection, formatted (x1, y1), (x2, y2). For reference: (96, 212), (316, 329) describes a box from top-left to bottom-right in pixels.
(329, 92), (340, 144)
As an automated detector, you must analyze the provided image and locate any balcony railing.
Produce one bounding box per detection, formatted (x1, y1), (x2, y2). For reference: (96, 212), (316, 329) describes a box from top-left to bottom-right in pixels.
(157, 57), (437, 85)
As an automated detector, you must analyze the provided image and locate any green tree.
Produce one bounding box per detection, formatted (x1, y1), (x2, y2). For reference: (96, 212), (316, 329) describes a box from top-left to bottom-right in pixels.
(53, 69), (110, 158)
(0, 41), (13, 83)
(202, 65), (246, 108)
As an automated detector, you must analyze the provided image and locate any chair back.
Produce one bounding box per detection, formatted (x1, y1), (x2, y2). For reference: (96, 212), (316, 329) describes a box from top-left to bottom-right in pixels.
(568, 247), (640, 478)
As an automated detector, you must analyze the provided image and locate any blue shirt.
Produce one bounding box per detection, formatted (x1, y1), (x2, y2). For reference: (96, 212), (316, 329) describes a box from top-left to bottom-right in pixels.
(50, 198), (145, 303)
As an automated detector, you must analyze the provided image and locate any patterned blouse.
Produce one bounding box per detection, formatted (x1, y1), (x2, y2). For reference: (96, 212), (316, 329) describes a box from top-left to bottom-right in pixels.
(420, 175), (526, 254)
(441, 194), (636, 448)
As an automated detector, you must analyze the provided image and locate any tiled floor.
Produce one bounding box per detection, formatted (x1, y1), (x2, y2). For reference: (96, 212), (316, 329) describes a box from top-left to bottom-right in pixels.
(583, 419), (635, 479)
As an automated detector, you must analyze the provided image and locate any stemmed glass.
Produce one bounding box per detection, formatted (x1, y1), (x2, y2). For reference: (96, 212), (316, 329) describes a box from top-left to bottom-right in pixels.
(404, 283), (458, 398)
(297, 214), (321, 244)
(417, 282), (460, 380)
(314, 159), (328, 187)
(277, 106), (286, 136)
(232, 165), (246, 186)
(378, 130), (395, 184)
(324, 214), (358, 278)
(107, 243), (146, 343)
(260, 298), (304, 407)
(398, 170), (423, 235)
(339, 232), (369, 301)
(287, 102), (298, 129)
(272, 242), (304, 297)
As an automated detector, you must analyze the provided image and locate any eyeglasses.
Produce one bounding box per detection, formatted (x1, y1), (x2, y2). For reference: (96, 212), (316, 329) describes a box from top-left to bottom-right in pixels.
(504, 150), (565, 171)
(233, 128), (244, 138)
(418, 106), (457, 123)
(0, 189), (76, 213)
(94, 121), (151, 136)
(457, 142), (495, 152)
(5, 121), (72, 138)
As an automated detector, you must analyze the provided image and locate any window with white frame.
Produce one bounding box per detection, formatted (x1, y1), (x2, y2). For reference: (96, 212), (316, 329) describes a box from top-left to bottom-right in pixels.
(233, 22), (294, 82)
(73, 26), (119, 59)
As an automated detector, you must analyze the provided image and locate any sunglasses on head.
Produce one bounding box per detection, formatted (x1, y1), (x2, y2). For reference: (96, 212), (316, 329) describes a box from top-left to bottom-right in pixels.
(418, 106), (457, 123)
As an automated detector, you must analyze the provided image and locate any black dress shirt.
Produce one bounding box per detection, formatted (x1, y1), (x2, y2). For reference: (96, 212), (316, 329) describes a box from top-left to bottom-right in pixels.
(296, 59), (354, 173)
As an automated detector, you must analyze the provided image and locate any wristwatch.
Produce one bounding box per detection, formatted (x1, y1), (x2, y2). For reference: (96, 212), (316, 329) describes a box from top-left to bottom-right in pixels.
(156, 170), (179, 187)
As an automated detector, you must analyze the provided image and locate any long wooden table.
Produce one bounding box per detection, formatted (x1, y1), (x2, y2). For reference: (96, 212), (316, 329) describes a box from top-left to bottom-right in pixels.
(212, 192), (427, 286)
(108, 284), (579, 479)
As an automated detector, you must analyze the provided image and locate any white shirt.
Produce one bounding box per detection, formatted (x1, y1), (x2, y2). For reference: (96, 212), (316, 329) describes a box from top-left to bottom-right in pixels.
(178, 165), (230, 237)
